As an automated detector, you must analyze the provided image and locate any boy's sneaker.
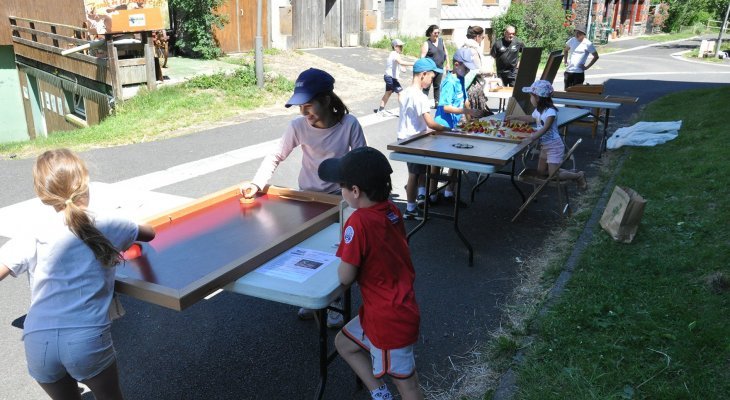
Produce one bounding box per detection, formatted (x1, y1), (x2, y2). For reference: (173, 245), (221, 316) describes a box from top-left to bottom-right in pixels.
(403, 209), (423, 220)
(326, 298), (345, 328)
(297, 307), (315, 320)
(416, 194), (426, 210)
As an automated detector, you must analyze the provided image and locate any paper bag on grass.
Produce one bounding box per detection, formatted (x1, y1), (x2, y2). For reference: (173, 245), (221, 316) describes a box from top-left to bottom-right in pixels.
(600, 186), (646, 243)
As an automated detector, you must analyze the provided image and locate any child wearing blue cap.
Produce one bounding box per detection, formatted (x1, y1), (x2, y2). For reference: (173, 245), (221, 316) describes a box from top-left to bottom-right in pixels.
(431, 48), (490, 204)
(506, 80), (587, 189)
(397, 58), (446, 219)
(375, 39), (415, 116)
(241, 68), (367, 327)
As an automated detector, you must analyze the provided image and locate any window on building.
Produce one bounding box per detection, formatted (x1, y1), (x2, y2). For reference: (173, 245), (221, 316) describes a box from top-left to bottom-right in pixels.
(383, 0), (396, 20)
(63, 90), (86, 120)
(441, 29), (454, 42)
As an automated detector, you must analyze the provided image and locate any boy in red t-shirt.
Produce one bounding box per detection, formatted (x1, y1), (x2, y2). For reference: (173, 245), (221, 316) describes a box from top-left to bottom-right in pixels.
(318, 147), (422, 400)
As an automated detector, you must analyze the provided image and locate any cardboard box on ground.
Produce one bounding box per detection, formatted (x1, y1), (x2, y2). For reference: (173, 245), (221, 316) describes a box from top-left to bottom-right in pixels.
(600, 186), (647, 243)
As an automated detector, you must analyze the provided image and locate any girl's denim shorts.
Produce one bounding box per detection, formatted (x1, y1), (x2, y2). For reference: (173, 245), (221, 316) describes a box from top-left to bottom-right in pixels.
(23, 325), (115, 383)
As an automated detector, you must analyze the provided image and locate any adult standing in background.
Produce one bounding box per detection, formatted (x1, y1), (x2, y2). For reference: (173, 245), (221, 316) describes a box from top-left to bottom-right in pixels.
(563, 26), (599, 89)
(421, 25), (450, 108)
(490, 25), (524, 87)
(462, 26), (495, 114)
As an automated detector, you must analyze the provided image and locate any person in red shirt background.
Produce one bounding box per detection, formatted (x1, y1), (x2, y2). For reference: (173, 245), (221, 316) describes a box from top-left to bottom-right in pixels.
(318, 146), (422, 400)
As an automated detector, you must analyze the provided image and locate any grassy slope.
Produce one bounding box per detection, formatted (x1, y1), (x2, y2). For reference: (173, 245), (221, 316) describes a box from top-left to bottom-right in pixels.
(515, 87), (730, 399)
(0, 66), (293, 158)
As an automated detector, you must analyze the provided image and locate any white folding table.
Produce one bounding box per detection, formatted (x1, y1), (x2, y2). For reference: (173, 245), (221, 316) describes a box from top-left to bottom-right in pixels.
(553, 97), (622, 152)
(225, 223), (349, 400)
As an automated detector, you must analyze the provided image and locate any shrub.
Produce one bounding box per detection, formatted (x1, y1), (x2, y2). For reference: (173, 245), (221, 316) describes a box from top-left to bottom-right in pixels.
(492, 0), (572, 59)
(170, 0), (228, 59)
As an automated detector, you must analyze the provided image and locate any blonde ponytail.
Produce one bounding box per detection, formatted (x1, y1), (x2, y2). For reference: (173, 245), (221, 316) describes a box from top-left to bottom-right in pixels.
(33, 149), (122, 267)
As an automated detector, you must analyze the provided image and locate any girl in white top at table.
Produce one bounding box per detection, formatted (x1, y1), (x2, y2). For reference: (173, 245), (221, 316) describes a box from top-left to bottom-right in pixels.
(240, 68), (366, 327)
(0, 148), (155, 400)
(506, 80), (587, 189)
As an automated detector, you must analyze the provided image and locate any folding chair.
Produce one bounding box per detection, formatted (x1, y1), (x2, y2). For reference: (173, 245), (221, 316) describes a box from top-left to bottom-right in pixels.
(511, 138), (582, 222)
(562, 84), (604, 139)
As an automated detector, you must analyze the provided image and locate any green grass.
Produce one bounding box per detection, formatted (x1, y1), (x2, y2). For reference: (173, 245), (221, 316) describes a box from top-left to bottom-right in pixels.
(0, 65), (293, 158)
(511, 87), (730, 399)
(641, 31), (700, 42)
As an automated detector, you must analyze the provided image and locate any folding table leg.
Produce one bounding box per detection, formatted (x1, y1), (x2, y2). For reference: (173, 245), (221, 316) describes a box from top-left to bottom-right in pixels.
(470, 173), (490, 203)
(406, 167), (430, 241)
(509, 158), (526, 202)
(315, 309), (328, 400)
(599, 109), (611, 154)
(453, 171), (474, 266)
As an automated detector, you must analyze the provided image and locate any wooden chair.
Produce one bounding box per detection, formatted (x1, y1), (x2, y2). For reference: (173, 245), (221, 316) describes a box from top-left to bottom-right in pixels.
(512, 138), (582, 222)
(563, 84), (604, 139)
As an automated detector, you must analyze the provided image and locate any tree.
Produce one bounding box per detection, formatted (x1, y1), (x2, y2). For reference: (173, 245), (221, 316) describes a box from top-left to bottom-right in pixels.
(663, 0), (728, 32)
(169, 0), (228, 59)
(492, 0), (572, 56)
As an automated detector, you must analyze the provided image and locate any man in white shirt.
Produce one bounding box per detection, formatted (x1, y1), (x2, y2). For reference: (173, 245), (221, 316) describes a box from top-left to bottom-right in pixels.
(563, 26), (599, 89)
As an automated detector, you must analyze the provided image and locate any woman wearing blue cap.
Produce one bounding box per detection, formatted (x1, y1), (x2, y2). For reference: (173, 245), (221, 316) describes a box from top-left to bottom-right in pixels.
(240, 68), (367, 327)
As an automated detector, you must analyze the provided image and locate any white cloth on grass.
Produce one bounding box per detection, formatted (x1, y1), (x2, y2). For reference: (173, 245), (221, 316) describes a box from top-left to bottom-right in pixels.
(607, 121), (682, 150)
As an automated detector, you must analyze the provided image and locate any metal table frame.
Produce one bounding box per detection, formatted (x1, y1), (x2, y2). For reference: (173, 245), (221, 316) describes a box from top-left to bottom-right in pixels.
(388, 107), (591, 265)
(225, 223), (351, 400)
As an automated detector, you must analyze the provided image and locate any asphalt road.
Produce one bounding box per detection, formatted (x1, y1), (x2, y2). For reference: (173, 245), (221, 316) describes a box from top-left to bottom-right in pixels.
(1, 36), (728, 400)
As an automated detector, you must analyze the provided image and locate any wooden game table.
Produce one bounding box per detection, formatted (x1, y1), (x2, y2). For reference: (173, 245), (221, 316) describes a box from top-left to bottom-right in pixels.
(116, 185), (342, 311)
(116, 184), (349, 399)
(387, 107), (590, 265)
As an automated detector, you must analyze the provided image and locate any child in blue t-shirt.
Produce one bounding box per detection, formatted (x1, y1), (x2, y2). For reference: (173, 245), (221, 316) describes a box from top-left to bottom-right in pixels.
(434, 47), (489, 129)
(431, 48), (490, 203)
(506, 80), (587, 189)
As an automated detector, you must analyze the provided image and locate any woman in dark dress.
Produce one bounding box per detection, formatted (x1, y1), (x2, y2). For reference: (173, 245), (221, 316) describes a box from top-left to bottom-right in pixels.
(420, 25), (450, 108)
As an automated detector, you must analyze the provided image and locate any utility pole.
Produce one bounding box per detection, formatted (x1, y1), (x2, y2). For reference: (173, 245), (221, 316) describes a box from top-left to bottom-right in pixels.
(717, 1), (730, 58)
(255, 0), (264, 88)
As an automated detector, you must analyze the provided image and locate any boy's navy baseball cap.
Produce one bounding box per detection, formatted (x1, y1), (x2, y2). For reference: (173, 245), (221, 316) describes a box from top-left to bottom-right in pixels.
(318, 147), (393, 189)
(413, 58), (443, 74)
(285, 68), (335, 108)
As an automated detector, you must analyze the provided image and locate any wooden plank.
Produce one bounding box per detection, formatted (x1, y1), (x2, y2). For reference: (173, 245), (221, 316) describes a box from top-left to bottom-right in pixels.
(9, 16), (86, 31)
(107, 38), (123, 100)
(13, 41), (111, 86)
(117, 58), (147, 67)
(144, 32), (156, 90)
(13, 37), (104, 65)
(118, 65), (147, 85)
(293, 0), (323, 48)
(11, 26), (89, 46)
(16, 71), (35, 140)
(2, 4), (86, 46)
(212, 0), (239, 53)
